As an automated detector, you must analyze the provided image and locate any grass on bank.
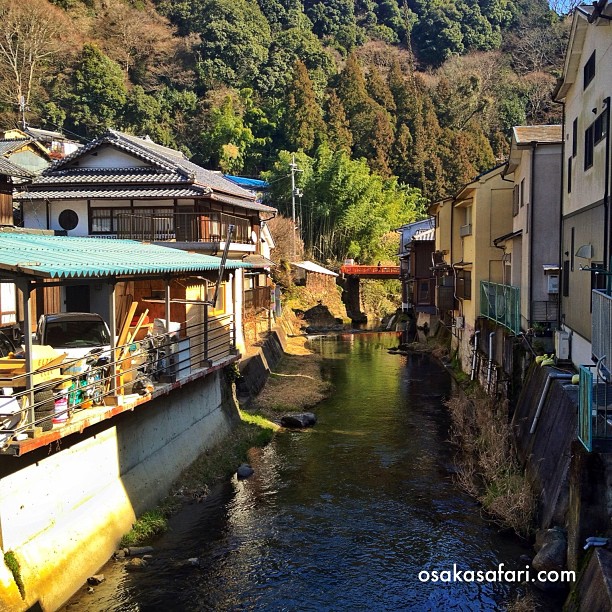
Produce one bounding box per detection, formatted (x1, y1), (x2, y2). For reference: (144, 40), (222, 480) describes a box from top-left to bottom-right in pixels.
(251, 334), (332, 415)
(446, 393), (536, 538)
(119, 410), (279, 548)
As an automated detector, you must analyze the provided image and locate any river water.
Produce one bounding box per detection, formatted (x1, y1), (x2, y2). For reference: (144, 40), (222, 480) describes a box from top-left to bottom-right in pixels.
(65, 332), (537, 611)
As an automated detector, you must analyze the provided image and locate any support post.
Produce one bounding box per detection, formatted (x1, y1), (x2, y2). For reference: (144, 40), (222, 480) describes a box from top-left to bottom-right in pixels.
(17, 279), (35, 431)
(204, 303), (210, 366)
(165, 278), (171, 334)
(108, 281), (117, 395)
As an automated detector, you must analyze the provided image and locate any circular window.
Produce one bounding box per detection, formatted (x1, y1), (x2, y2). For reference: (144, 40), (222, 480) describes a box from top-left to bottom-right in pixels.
(58, 209), (79, 231)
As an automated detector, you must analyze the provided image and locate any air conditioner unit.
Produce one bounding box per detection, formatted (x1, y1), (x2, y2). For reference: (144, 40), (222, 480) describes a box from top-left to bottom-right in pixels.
(554, 330), (570, 361)
(455, 316), (464, 329)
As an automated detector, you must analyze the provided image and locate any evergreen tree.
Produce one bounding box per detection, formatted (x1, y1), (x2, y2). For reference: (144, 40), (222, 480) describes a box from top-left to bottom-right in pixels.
(336, 53), (369, 118)
(366, 66), (396, 114)
(61, 43), (127, 137)
(284, 60), (326, 154)
(391, 122), (413, 184)
(325, 90), (353, 153)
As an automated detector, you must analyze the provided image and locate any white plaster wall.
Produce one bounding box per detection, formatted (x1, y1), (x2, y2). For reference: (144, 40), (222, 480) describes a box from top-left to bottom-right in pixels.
(77, 145), (149, 169)
(0, 370), (237, 612)
(22, 200), (49, 231)
(562, 323), (594, 369)
(50, 200), (89, 236)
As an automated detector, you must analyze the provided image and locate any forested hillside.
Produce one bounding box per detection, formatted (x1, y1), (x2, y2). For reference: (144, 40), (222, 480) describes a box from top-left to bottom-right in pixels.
(0, 0), (572, 262)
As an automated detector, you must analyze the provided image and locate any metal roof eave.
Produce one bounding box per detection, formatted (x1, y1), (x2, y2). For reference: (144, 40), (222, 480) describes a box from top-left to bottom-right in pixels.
(0, 234), (252, 281)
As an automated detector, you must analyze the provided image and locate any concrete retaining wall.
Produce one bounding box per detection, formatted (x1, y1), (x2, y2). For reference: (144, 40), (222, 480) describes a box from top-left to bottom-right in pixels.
(237, 330), (286, 402)
(565, 548), (612, 612)
(0, 369), (238, 611)
(512, 363), (578, 529)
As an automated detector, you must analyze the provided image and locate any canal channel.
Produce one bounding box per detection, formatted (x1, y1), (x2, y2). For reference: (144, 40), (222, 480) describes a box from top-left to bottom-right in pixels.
(65, 332), (536, 611)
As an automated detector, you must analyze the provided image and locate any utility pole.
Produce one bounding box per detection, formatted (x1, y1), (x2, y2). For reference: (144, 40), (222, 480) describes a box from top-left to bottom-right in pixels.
(19, 96), (27, 131)
(289, 155), (302, 260)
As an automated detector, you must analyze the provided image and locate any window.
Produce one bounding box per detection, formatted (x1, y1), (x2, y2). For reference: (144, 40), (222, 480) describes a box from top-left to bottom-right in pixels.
(513, 185), (519, 216)
(455, 269), (471, 300)
(520, 179), (525, 208)
(585, 124), (594, 169)
(562, 260), (570, 297)
(572, 118), (578, 157)
(584, 50), (596, 89)
(91, 208), (113, 233)
(594, 111), (607, 145)
(567, 157), (572, 193)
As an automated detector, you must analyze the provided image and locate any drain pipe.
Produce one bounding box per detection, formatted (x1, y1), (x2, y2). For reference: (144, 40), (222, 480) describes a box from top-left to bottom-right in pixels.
(530, 371), (574, 434)
(470, 331), (480, 380)
(486, 332), (495, 391)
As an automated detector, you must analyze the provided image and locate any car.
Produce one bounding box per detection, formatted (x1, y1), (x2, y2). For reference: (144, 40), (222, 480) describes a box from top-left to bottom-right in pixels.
(36, 312), (112, 362)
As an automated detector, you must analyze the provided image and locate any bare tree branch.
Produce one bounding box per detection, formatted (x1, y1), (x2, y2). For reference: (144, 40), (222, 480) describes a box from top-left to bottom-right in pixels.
(0, 0), (67, 112)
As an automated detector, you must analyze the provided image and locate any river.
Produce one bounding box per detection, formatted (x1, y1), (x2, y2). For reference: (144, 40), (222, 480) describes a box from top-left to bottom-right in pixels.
(65, 332), (540, 611)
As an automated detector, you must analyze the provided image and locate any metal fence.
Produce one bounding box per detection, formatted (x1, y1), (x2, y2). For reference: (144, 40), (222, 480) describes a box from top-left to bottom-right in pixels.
(0, 313), (236, 453)
(578, 363), (612, 451)
(592, 289), (612, 368)
(479, 281), (521, 334)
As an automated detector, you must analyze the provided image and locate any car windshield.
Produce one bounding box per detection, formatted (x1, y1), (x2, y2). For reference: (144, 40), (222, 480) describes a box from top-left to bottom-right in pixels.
(45, 320), (110, 348)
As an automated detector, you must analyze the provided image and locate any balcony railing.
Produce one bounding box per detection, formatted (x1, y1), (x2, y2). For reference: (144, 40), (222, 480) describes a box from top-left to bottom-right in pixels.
(592, 289), (612, 367)
(578, 364), (612, 451)
(0, 313), (236, 455)
(480, 281), (520, 334)
(244, 286), (271, 310)
(114, 212), (253, 244)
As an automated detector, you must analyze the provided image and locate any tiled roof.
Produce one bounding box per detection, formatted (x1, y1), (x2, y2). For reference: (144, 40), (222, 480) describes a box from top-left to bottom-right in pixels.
(31, 168), (189, 185)
(23, 129), (278, 216)
(513, 125), (562, 144)
(14, 186), (210, 200)
(0, 231), (252, 279)
(0, 139), (32, 155)
(48, 130), (256, 200)
(210, 192), (276, 212)
(0, 157), (34, 179)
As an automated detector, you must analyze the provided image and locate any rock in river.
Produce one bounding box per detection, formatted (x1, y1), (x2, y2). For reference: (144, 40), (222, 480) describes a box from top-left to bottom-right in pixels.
(237, 463), (254, 479)
(280, 413), (317, 428)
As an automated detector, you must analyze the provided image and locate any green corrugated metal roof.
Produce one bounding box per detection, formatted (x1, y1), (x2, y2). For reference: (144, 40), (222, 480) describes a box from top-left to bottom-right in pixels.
(0, 232), (252, 279)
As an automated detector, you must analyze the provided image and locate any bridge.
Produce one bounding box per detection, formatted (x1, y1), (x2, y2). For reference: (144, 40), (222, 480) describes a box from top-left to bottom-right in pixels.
(340, 265), (400, 279)
(338, 265), (401, 325)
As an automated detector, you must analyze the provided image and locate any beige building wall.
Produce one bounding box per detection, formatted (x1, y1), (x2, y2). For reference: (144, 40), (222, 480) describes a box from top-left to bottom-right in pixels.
(451, 169), (513, 369)
(556, 8), (611, 366)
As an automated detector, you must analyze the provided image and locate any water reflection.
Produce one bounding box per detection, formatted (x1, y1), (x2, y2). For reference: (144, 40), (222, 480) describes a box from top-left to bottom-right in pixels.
(65, 333), (531, 611)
